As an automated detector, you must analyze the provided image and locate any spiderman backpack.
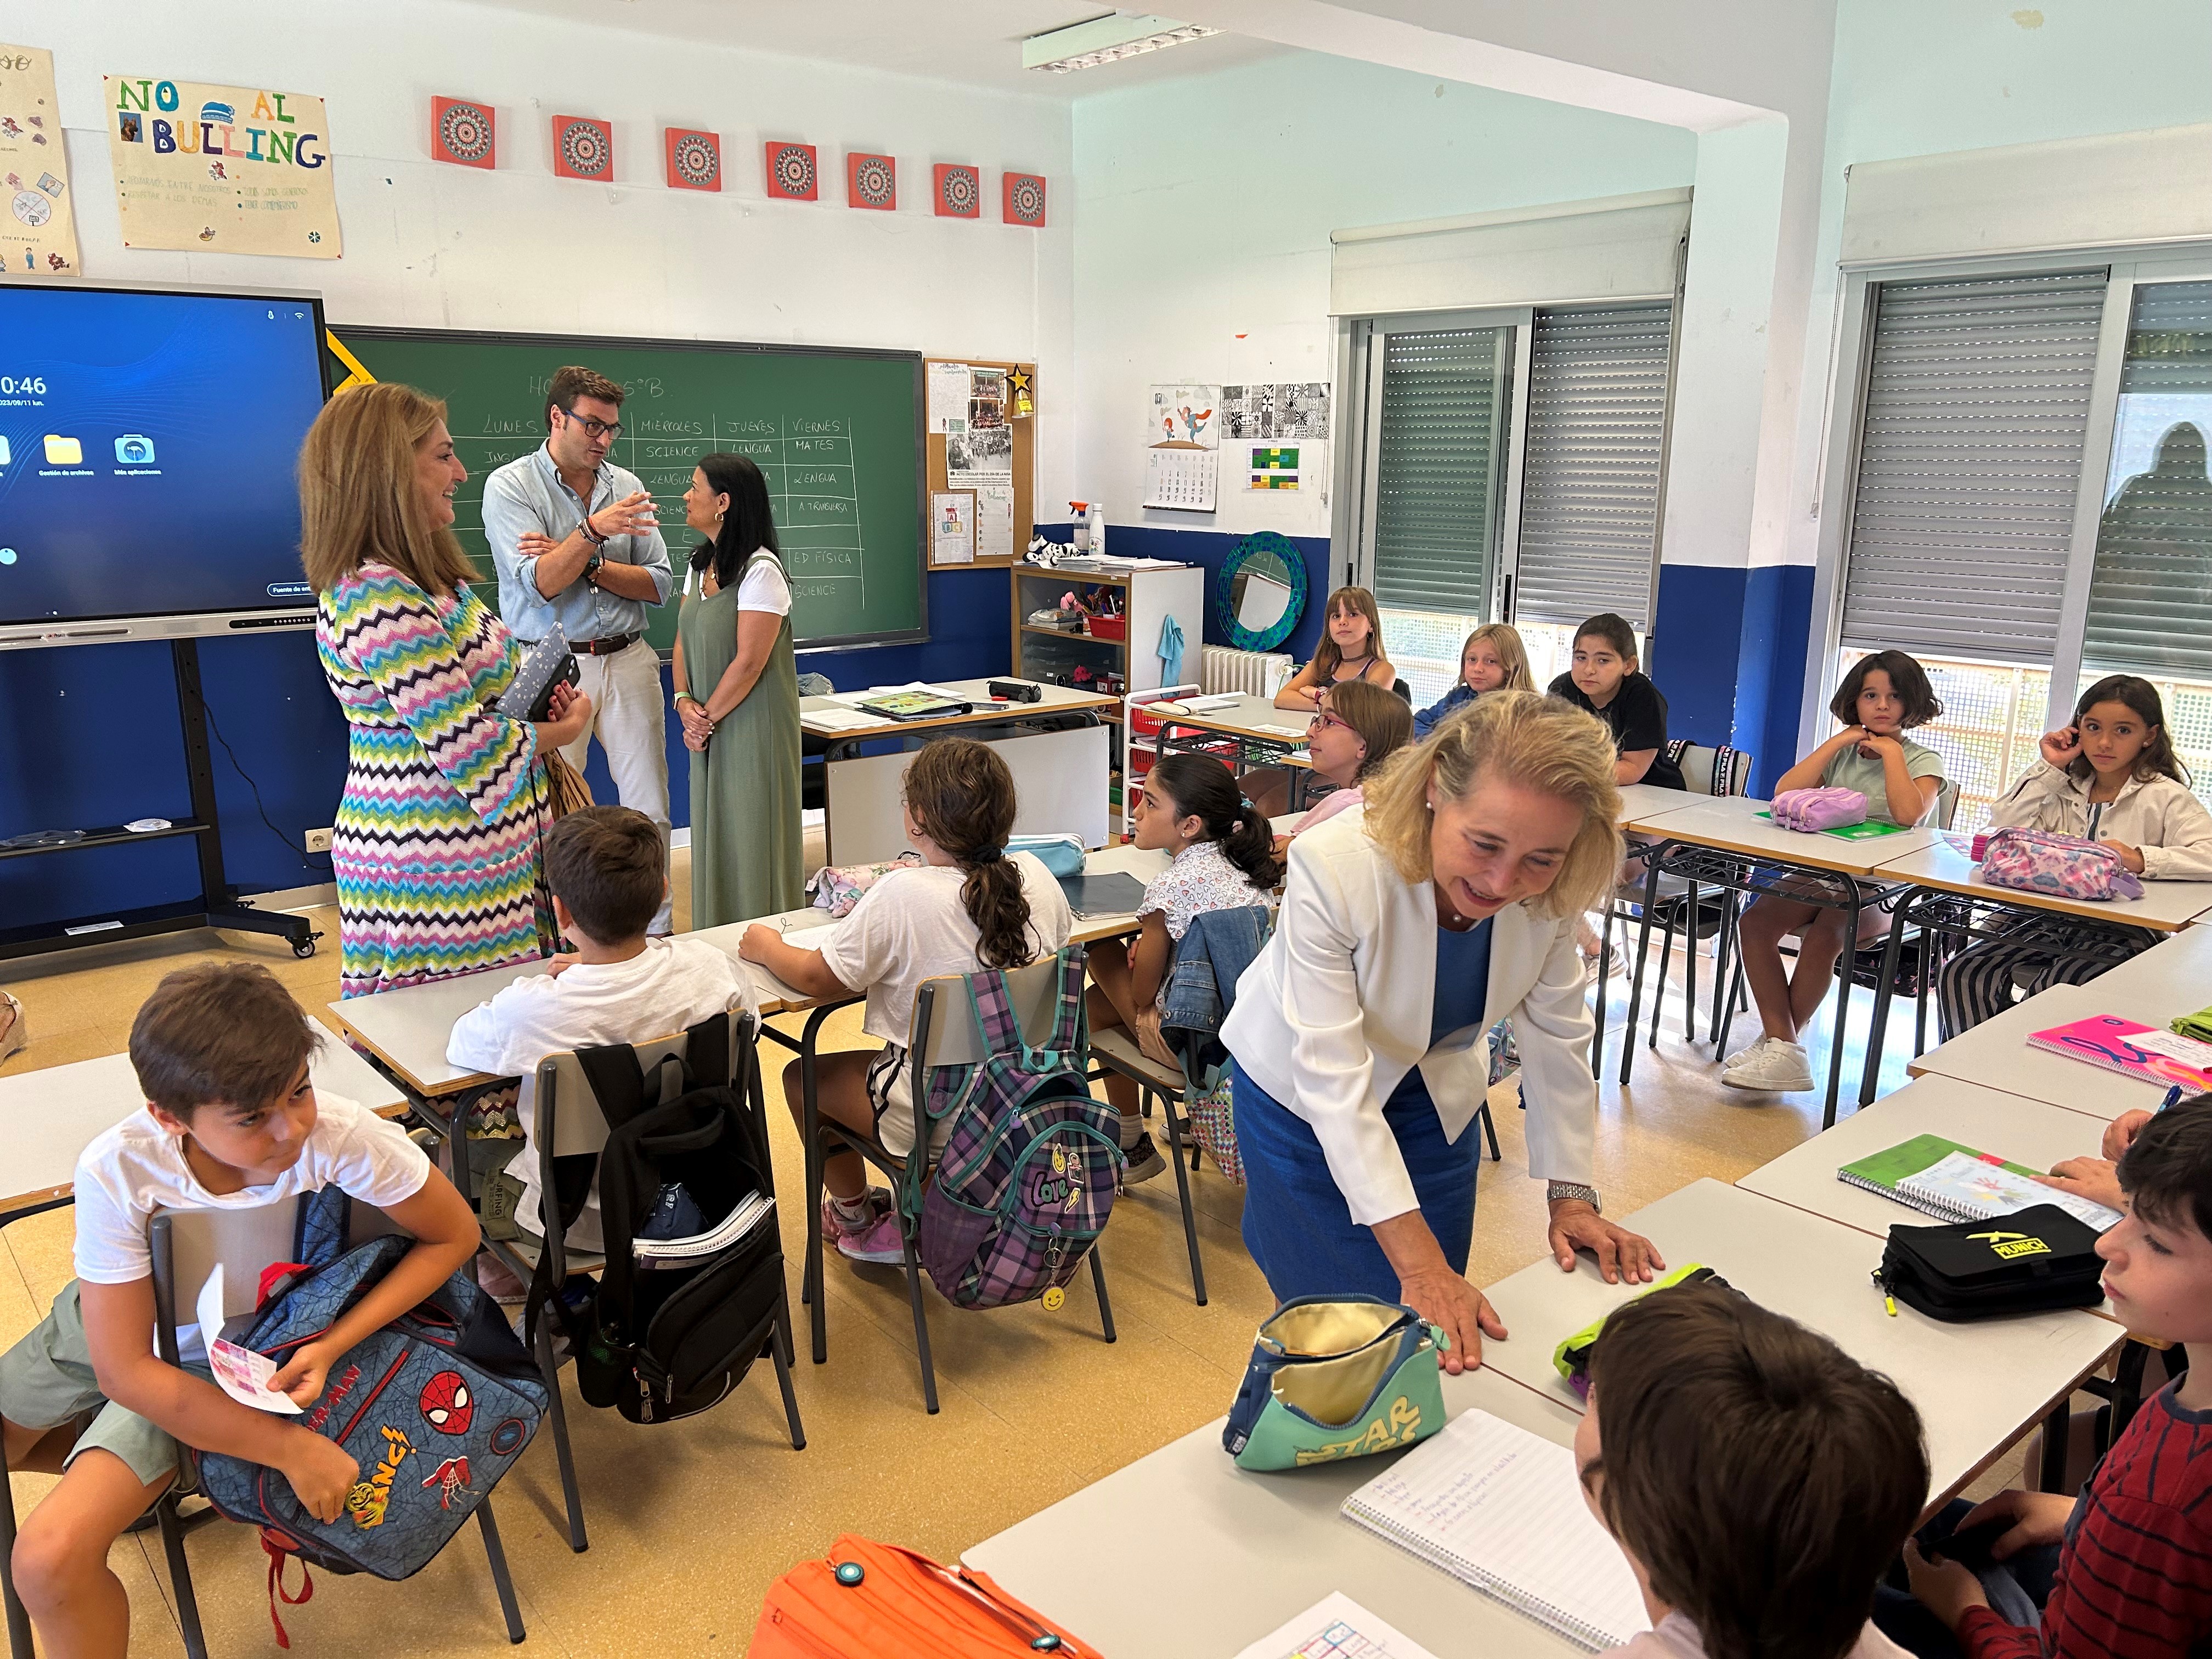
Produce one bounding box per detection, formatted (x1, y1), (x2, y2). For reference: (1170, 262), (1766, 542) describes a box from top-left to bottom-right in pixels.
(186, 1187), (548, 1637)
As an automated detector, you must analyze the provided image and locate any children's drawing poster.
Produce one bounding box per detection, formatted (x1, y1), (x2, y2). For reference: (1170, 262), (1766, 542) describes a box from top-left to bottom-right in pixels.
(104, 73), (342, 257)
(0, 46), (78, 276)
(1144, 382), (1220, 513)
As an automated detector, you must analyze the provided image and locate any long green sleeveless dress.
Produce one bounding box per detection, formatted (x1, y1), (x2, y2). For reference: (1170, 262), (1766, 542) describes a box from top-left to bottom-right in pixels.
(678, 550), (805, 927)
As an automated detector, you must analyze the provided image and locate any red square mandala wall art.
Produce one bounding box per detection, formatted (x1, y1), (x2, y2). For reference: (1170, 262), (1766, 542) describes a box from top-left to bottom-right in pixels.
(847, 151), (896, 211)
(933, 163), (980, 218)
(1003, 172), (1046, 227)
(764, 140), (819, 201)
(551, 115), (613, 181)
(665, 128), (721, 192)
(431, 98), (495, 169)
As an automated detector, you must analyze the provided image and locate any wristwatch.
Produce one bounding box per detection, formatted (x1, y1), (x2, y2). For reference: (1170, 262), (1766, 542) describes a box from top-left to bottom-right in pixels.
(1547, 1181), (1602, 1213)
(583, 549), (605, 585)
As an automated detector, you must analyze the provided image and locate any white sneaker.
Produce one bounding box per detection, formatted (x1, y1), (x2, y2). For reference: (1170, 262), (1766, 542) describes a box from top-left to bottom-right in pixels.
(1721, 1036), (1814, 1092)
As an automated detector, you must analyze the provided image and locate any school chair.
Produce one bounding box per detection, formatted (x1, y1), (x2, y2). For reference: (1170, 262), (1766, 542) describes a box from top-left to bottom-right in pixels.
(1592, 741), (1751, 1073)
(797, 957), (1117, 1414)
(476, 1010), (805, 1555)
(137, 1198), (524, 1659)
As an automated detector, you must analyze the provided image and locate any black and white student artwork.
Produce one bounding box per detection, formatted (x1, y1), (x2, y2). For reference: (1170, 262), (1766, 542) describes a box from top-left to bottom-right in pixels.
(1222, 381), (1331, 441)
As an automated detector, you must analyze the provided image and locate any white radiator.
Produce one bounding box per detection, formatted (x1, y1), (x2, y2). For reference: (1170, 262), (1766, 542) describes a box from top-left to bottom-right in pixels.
(1199, 645), (1291, 697)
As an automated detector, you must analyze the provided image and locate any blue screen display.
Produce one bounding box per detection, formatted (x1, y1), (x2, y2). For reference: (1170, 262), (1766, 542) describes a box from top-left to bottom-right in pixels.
(0, 285), (326, 625)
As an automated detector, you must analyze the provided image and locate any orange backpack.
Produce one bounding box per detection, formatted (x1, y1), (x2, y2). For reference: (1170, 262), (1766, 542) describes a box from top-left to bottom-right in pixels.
(752, 1534), (1103, 1657)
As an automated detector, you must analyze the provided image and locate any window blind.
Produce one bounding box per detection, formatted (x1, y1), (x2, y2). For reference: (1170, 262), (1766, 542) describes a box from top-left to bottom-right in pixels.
(2081, 281), (2212, 679)
(1371, 327), (1508, 616)
(1839, 269), (2107, 664)
(1512, 303), (1673, 631)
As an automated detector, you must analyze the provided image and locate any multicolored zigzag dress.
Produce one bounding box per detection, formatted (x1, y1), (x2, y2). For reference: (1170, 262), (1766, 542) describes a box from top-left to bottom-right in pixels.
(319, 564), (550, 1001)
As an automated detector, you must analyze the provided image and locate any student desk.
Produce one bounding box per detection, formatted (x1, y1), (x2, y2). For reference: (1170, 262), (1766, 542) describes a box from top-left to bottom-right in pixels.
(1905, 980), (2190, 1119)
(1147, 693), (1321, 808)
(1476, 1179), (2122, 1514)
(1615, 798), (1945, 1120)
(963, 1367), (1597, 1659)
(803, 678), (1119, 865)
(1616, 782), (1713, 831)
(0, 1023), (405, 1221)
(1847, 839), (2212, 1109)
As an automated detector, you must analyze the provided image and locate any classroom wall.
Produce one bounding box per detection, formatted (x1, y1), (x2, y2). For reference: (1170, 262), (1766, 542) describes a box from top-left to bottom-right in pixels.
(5, 0), (1069, 928)
(1068, 50), (1698, 658)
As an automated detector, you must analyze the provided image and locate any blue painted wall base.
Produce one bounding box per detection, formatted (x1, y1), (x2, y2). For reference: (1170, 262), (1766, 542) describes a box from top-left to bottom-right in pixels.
(1650, 561), (1814, 793)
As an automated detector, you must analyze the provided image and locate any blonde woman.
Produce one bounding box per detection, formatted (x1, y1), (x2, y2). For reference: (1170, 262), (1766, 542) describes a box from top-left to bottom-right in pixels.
(304, 382), (594, 999)
(1413, 622), (1532, 738)
(1221, 690), (1662, 1368)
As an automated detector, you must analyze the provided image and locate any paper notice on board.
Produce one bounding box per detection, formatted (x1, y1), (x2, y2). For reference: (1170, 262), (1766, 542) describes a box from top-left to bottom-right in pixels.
(974, 482), (1015, 561)
(947, 424), (1013, 484)
(932, 490), (974, 564)
(928, 362), (971, 434)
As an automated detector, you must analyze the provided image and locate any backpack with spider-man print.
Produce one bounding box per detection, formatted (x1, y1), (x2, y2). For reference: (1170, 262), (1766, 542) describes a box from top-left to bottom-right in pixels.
(186, 1187), (548, 1640)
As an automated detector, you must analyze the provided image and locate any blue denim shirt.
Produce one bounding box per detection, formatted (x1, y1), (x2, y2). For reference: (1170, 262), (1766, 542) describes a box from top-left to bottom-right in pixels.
(1161, 905), (1272, 1084)
(1413, 682), (1477, 739)
(480, 443), (672, 644)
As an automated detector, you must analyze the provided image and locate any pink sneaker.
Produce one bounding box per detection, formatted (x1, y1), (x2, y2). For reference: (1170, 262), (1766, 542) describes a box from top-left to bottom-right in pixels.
(817, 1186), (891, 1243)
(834, 1210), (909, 1267)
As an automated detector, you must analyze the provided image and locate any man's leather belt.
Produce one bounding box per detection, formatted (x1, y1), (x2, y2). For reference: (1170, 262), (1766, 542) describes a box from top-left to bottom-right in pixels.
(572, 631), (641, 656)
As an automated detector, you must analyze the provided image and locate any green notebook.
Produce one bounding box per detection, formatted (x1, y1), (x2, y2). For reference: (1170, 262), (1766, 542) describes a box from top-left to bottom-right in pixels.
(1754, 811), (1912, 840)
(1837, 1134), (2039, 1214)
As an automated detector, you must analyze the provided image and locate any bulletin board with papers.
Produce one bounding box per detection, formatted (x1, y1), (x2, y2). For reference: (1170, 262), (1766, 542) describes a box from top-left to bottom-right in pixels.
(924, 356), (1035, 568)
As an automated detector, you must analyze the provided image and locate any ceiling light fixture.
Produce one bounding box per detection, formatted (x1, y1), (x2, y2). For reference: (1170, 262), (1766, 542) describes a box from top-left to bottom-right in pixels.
(1023, 12), (1224, 74)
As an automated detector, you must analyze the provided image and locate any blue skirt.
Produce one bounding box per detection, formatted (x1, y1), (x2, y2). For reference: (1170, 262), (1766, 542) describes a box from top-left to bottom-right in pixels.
(1232, 1059), (1479, 1304)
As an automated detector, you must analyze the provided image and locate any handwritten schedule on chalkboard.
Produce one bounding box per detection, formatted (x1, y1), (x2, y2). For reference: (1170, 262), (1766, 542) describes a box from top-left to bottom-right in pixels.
(328, 328), (926, 651)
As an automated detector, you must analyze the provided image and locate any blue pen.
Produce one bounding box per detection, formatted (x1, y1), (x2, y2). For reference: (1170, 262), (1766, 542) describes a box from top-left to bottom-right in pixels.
(2160, 1084), (2185, 1113)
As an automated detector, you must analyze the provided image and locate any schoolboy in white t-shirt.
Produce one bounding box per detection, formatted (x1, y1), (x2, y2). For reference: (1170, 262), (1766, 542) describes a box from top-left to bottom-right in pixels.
(448, 805), (758, 1252)
(0, 963), (477, 1658)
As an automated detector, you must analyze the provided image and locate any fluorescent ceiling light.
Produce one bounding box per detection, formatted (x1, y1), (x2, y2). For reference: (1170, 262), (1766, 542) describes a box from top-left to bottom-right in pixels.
(1023, 12), (1223, 74)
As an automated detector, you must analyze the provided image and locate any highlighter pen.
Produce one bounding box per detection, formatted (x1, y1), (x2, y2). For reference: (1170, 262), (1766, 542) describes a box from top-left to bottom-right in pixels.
(1871, 1269), (1896, 1317)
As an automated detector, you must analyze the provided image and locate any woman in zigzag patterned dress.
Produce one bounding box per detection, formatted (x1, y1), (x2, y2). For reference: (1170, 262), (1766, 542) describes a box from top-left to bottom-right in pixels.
(302, 382), (595, 1001)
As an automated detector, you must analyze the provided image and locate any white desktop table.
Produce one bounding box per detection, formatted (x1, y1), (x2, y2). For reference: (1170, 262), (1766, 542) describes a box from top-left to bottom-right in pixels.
(0, 1021), (405, 1218)
(964, 1368), (1600, 1659)
(803, 678), (1119, 865)
(1616, 783), (1715, 832)
(1868, 839), (2212, 935)
(1635, 795), (1946, 877)
(1905, 980), (2195, 1119)
(1477, 1180), (2121, 1512)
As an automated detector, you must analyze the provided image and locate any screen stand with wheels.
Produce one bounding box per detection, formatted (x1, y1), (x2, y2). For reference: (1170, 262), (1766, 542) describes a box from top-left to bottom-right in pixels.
(0, 640), (321, 963)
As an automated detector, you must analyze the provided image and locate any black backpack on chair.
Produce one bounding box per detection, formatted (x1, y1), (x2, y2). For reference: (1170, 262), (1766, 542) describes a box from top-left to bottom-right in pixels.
(524, 1013), (791, 1425)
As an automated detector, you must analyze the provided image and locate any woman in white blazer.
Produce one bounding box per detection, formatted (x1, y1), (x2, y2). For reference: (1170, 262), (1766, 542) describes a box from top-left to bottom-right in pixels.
(1222, 691), (1660, 1368)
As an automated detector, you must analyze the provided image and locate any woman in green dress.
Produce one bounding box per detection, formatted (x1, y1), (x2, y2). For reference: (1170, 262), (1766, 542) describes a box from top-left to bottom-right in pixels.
(673, 453), (805, 927)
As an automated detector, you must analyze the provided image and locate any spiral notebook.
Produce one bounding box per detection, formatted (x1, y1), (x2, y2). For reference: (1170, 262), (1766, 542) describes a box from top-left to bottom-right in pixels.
(1340, 1409), (1649, 1652)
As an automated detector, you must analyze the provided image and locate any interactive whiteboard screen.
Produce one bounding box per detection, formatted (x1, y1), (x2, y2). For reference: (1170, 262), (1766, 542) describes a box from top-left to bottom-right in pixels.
(0, 283), (327, 638)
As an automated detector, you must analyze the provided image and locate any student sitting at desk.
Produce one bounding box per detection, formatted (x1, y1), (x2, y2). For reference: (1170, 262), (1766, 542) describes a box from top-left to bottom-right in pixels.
(446, 806), (758, 1261)
(1413, 622), (1532, 738)
(0, 964), (477, 1659)
(1892, 1098), (2212, 1658)
(1724, 651), (1948, 1095)
(737, 738), (1071, 1267)
(1276, 680), (1415, 842)
(1272, 585), (1397, 712)
(1546, 613), (1685, 792)
(1577, 1280), (1927, 1659)
(1937, 676), (2212, 1039)
(1087, 753), (1281, 1182)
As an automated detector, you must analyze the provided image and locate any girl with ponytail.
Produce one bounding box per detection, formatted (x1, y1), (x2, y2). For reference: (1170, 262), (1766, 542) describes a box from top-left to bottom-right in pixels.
(738, 737), (1073, 1265)
(1087, 752), (1282, 1182)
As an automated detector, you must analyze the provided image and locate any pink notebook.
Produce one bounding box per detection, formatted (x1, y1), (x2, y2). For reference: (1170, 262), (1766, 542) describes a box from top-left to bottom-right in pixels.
(2027, 1014), (2212, 1091)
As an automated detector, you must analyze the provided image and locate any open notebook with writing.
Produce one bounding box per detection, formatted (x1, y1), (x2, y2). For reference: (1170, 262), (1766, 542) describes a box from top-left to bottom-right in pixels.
(1341, 1409), (1650, 1652)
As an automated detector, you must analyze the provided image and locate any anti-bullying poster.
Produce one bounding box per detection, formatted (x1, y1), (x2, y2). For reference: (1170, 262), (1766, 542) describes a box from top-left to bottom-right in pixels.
(104, 72), (341, 257)
(0, 45), (80, 276)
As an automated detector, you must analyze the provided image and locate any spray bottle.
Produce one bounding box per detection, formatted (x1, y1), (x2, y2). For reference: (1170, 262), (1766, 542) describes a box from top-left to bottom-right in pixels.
(1069, 500), (1091, 552)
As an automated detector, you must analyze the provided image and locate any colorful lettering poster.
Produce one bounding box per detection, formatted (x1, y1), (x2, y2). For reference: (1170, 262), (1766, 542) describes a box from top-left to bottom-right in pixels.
(104, 74), (341, 257)
(0, 45), (79, 276)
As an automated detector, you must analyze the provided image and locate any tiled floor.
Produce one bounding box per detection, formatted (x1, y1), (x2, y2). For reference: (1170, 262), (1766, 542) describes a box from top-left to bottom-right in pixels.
(0, 862), (2033, 1656)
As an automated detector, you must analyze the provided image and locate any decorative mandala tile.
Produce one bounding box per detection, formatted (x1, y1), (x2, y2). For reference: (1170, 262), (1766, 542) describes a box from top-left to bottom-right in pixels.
(551, 115), (612, 180)
(1003, 171), (1046, 227)
(847, 151), (896, 211)
(933, 163), (980, 219)
(665, 128), (721, 192)
(765, 141), (819, 201)
(432, 98), (494, 170)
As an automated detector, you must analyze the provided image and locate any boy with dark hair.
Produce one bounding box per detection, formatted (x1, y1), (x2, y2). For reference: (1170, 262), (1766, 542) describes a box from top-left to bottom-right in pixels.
(0, 963), (478, 1657)
(1899, 1096), (2212, 1658)
(448, 805), (757, 1252)
(1577, 1282), (1928, 1659)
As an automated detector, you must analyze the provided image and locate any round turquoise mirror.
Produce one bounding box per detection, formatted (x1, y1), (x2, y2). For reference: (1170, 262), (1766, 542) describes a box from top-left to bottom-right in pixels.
(1217, 531), (1306, 652)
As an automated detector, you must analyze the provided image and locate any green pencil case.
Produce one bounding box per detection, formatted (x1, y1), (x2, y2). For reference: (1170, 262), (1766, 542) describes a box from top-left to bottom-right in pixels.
(1551, 1263), (1731, 1400)
(1222, 1296), (1446, 1471)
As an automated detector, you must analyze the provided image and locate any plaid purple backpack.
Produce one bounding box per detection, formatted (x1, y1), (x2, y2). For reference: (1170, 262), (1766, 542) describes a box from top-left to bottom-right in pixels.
(906, 948), (1125, 1310)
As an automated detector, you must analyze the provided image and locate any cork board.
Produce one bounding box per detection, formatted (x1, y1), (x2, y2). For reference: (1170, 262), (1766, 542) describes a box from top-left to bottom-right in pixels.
(926, 357), (1035, 569)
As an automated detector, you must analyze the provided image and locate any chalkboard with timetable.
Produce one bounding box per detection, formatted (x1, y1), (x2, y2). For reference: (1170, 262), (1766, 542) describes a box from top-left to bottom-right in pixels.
(325, 327), (926, 651)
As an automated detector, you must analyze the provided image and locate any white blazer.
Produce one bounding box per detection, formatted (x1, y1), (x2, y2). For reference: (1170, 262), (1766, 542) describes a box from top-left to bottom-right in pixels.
(1222, 806), (1596, 1228)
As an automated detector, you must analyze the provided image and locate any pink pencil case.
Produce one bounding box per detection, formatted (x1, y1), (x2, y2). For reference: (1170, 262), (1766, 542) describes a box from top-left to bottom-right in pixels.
(1770, 787), (1868, 832)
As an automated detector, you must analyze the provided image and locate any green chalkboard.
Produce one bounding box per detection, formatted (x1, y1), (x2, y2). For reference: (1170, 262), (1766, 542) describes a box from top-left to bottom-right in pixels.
(325, 328), (926, 651)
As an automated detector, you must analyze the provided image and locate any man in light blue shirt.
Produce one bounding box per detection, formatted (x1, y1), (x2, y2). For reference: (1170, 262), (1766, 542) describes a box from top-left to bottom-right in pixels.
(481, 364), (677, 932)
